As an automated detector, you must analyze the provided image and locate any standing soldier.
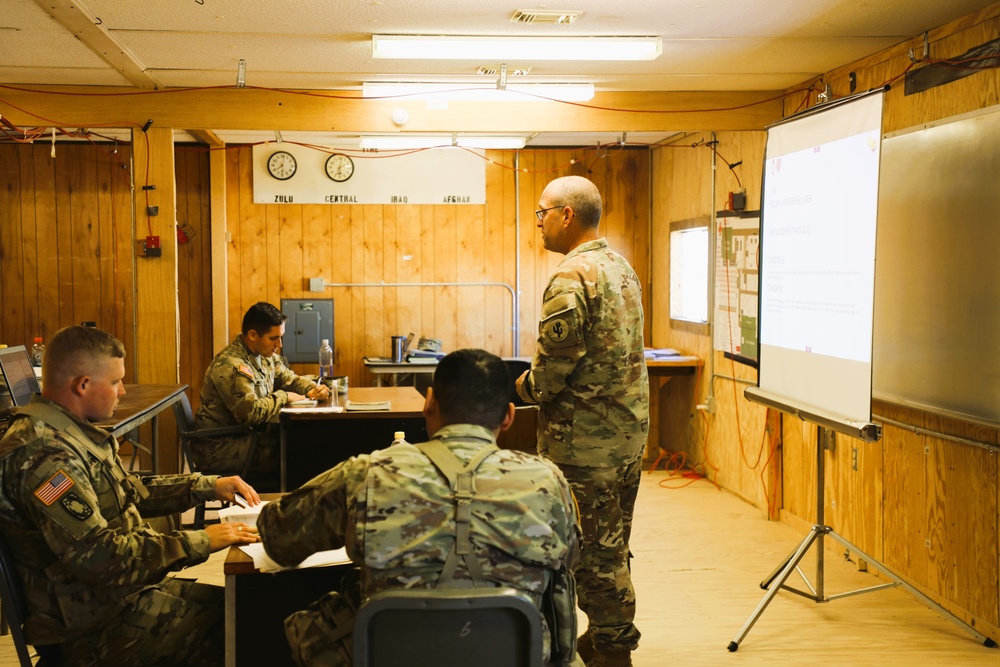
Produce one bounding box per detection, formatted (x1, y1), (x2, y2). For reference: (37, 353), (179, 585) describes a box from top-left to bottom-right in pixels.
(517, 175), (649, 667)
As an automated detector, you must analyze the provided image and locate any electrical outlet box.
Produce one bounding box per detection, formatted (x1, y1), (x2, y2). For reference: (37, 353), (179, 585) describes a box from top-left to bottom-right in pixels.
(280, 299), (334, 363)
(138, 235), (161, 257)
(728, 190), (747, 211)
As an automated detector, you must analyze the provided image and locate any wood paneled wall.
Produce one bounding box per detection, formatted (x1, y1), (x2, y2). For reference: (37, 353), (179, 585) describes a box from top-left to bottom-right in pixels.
(175, 146), (214, 405)
(0, 142), (215, 405)
(0, 142), (136, 372)
(222, 146), (651, 388)
(651, 4), (1000, 642)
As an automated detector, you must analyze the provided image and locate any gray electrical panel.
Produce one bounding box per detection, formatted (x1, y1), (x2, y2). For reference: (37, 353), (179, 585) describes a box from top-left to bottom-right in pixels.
(280, 299), (334, 364)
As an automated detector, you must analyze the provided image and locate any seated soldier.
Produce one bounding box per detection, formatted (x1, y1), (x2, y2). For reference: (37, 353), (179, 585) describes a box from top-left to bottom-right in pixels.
(0, 325), (261, 666)
(194, 301), (329, 478)
(258, 348), (582, 666)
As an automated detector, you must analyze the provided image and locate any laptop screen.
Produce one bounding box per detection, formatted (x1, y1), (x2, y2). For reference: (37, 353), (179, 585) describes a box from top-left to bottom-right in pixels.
(0, 346), (41, 407)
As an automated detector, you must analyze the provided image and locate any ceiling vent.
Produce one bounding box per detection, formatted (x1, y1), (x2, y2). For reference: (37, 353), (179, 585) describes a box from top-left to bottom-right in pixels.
(477, 65), (532, 76)
(510, 9), (582, 24)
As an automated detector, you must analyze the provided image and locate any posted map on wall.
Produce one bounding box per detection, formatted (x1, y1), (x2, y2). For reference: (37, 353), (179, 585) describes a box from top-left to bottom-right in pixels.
(714, 212), (760, 362)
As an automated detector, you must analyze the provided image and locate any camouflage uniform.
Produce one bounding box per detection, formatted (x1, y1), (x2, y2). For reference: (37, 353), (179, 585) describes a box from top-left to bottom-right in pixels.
(258, 423), (581, 666)
(0, 395), (224, 667)
(517, 238), (649, 653)
(195, 335), (317, 475)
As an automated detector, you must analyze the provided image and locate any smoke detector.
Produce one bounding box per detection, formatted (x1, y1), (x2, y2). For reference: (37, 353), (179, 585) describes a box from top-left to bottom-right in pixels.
(510, 9), (582, 24)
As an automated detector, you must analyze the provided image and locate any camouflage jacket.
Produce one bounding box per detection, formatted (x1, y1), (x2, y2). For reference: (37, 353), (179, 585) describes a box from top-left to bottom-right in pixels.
(517, 238), (649, 468)
(196, 335), (317, 430)
(0, 395), (218, 645)
(258, 423), (580, 657)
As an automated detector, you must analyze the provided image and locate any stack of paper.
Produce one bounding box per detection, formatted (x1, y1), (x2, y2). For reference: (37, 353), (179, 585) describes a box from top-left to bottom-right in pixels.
(345, 400), (391, 411)
(281, 405), (344, 414)
(407, 349), (444, 362)
(218, 500), (270, 526)
(644, 348), (681, 359)
(237, 543), (352, 572)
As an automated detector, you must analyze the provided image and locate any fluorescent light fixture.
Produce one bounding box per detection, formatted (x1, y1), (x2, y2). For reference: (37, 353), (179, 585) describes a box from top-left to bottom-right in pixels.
(362, 82), (594, 102)
(456, 136), (526, 149)
(360, 135), (526, 150)
(372, 35), (661, 61)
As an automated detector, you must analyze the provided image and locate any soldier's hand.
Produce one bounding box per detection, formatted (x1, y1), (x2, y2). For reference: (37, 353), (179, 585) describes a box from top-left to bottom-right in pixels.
(215, 476), (261, 506)
(286, 391), (306, 403)
(204, 522), (259, 552)
(307, 383), (330, 400)
(514, 370), (531, 401)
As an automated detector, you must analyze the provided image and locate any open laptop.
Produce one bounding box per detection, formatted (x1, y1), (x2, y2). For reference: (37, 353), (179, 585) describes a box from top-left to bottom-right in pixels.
(0, 345), (41, 407)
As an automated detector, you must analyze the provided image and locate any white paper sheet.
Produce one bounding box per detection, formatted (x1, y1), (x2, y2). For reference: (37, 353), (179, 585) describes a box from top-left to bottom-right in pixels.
(237, 543), (352, 572)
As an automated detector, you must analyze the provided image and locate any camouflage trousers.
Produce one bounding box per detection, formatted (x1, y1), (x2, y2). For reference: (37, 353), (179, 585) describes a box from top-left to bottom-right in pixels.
(557, 456), (642, 653)
(285, 589), (358, 667)
(61, 577), (224, 667)
(189, 428), (280, 477)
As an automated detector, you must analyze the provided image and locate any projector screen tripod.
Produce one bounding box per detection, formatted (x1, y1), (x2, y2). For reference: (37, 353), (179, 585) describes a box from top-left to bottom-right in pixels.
(727, 425), (996, 652)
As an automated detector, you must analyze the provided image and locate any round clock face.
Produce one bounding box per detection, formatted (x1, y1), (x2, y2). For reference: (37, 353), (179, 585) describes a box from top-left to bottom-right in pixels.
(326, 154), (354, 182)
(267, 151), (297, 180)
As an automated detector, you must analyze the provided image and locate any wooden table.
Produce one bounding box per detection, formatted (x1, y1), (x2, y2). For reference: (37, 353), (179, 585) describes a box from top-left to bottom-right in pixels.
(279, 386), (428, 491)
(95, 384), (188, 474)
(644, 356), (702, 467)
(223, 496), (351, 667)
(646, 355), (702, 381)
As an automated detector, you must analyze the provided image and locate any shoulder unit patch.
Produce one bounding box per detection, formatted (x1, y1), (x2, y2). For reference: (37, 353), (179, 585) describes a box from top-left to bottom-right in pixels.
(61, 493), (94, 521)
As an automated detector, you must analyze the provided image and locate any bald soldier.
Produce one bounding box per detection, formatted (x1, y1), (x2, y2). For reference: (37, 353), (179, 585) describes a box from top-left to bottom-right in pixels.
(0, 325), (261, 666)
(259, 349), (583, 666)
(193, 301), (329, 478)
(516, 176), (649, 667)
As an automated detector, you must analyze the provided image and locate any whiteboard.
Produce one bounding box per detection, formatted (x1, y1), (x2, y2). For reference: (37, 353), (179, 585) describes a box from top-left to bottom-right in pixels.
(873, 106), (1000, 427)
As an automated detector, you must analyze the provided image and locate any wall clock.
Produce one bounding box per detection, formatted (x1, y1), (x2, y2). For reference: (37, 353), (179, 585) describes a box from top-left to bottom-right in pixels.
(325, 154), (355, 182)
(267, 151), (297, 180)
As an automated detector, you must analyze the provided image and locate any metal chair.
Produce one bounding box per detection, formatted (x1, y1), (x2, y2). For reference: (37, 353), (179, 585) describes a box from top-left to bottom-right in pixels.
(171, 392), (260, 528)
(0, 531), (41, 666)
(352, 587), (543, 667)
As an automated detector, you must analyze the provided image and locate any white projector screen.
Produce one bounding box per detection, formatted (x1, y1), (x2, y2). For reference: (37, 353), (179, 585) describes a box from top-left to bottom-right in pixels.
(756, 91), (884, 427)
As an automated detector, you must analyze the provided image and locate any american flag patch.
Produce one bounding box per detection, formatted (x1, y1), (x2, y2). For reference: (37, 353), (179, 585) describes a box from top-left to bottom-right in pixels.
(34, 471), (75, 506)
(237, 364), (254, 379)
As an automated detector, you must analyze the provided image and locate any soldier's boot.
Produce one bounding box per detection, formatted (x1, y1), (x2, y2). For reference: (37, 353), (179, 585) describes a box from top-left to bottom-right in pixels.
(577, 628), (596, 664)
(588, 648), (632, 667)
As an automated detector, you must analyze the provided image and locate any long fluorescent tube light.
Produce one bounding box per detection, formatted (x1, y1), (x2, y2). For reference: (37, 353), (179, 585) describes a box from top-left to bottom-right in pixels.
(372, 35), (661, 61)
(360, 135), (526, 150)
(456, 136), (526, 149)
(362, 82), (594, 102)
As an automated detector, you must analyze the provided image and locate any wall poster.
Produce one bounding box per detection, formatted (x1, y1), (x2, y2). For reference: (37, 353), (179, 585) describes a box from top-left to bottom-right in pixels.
(714, 211), (759, 363)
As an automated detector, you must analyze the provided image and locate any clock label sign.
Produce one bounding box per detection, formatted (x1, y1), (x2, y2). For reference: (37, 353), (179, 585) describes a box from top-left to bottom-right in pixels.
(324, 195), (358, 203)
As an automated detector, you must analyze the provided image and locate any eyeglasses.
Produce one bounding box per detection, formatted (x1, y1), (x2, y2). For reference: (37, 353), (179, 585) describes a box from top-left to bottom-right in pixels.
(535, 205), (564, 221)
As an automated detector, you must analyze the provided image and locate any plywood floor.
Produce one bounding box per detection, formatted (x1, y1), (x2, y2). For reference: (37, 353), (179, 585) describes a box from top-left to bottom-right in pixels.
(0, 470), (995, 666)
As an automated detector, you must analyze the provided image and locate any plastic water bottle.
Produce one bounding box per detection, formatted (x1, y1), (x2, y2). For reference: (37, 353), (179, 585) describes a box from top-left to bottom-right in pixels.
(31, 338), (45, 367)
(391, 431), (408, 446)
(318, 339), (334, 382)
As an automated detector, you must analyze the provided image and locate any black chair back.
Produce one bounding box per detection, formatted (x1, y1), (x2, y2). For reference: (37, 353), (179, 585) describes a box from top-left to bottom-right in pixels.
(0, 532), (38, 666)
(353, 587), (543, 667)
